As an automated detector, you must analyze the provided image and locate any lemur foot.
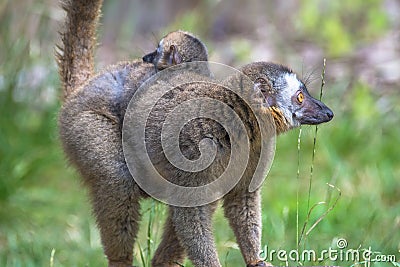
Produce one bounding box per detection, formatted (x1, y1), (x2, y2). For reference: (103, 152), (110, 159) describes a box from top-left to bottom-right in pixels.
(246, 260), (273, 267)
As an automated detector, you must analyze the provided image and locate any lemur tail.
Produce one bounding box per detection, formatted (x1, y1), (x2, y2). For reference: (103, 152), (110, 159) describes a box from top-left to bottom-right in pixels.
(56, 0), (103, 101)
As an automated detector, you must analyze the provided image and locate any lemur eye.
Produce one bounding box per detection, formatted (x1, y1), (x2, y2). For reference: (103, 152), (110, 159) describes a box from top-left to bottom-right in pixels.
(297, 91), (304, 104)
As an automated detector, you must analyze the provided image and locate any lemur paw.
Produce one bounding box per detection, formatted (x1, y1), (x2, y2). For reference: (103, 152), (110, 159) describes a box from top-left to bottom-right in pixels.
(246, 260), (273, 267)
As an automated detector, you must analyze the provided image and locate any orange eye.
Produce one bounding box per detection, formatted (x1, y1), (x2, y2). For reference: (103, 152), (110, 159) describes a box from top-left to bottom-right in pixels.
(297, 92), (304, 104)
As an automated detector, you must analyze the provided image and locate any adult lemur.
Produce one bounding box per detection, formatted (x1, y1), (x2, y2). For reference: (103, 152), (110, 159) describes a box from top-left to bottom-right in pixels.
(57, 0), (333, 267)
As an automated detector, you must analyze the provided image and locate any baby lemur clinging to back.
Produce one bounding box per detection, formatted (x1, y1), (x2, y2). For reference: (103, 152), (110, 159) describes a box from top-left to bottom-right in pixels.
(57, 1), (333, 267)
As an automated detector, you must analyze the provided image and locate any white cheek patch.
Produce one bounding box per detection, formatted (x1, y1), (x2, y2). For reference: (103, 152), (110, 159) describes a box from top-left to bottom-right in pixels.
(275, 73), (301, 127)
(284, 73), (301, 95)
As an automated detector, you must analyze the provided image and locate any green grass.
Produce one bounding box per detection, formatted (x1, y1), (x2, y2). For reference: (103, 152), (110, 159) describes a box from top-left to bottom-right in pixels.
(1, 85), (398, 266)
(0, 112), (400, 266)
(1, 1), (399, 266)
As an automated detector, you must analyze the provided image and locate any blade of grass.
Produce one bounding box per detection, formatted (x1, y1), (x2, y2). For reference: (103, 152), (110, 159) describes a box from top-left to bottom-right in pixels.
(299, 201), (326, 246)
(305, 183), (341, 237)
(138, 242), (146, 267)
(307, 58), (327, 213)
(299, 59), (328, 248)
(49, 248), (55, 267)
(146, 200), (156, 266)
(296, 126), (302, 252)
(299, 183), (341, 248)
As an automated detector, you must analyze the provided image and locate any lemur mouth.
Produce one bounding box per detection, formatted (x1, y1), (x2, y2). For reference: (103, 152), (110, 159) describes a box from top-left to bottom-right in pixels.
(298, 114), (333, 125)
(296, 98), (334, 125)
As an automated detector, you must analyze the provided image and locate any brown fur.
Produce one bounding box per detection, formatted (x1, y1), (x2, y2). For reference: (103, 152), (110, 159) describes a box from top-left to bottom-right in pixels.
(56, 0), (103, 101)
(59, 60), (155, 267)
(57, 1), (333, 266)
(134, 62), (332, 266)
(127, 68), (278, 267)
(57, 1), (210, 266)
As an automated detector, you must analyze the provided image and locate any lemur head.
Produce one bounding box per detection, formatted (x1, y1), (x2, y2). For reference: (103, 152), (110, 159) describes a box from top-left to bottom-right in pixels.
(143, 30), (208, 70)
(241, 62), (334, 134)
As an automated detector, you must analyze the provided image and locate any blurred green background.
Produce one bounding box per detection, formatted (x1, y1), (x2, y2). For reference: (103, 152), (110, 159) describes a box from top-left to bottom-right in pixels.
(0, 0), (399, 266)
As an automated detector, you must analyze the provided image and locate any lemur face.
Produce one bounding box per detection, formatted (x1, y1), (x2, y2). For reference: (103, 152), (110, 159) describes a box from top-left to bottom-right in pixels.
(143, 31), (208, 70)
(280, 73), (334, 126)
(142, 38), (177, 70)
(242, 62), (333, 132)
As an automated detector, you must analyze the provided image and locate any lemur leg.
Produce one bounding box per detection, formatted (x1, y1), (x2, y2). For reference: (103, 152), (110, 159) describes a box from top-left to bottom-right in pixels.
(151, 208), (186, 267)
(62, 111), (141, 267)
(170, 203), (220, 267)
(223, 188), (268, 266)
(91, 179), (141, 267)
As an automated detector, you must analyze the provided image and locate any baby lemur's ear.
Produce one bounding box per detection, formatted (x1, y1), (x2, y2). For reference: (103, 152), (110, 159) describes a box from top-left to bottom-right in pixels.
(169, 45), (182, 65)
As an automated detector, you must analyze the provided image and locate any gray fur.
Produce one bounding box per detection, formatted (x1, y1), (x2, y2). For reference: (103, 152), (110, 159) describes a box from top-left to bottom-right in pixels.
(57, 2), (333, 266)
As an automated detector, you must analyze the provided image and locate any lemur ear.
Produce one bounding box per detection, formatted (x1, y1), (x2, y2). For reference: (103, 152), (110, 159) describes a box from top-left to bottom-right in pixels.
(254, 78), (275, 107)
(254, 78), (267, 91)
(169, 45), (182, 65)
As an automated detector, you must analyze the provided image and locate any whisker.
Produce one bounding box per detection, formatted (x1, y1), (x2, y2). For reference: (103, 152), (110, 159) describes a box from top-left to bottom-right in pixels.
(151, 31), (160, 46)
(135, 45), (146, 56)
(303, 65), (320, 86)
(304, 67), (320, 85)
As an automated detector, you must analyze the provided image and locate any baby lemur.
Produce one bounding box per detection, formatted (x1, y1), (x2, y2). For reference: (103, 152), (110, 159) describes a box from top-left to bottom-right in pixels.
(57, 1), (333, 267)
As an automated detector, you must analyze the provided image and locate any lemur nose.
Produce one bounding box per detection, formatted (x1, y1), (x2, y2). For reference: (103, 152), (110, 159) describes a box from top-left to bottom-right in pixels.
(143, 50), (157, 63)
(326, 108), (334, 120)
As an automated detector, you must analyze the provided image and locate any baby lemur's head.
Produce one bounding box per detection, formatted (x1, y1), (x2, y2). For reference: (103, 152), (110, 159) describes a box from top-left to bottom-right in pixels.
(143, 30), (208, 70)
(241, 62), (334, 133)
